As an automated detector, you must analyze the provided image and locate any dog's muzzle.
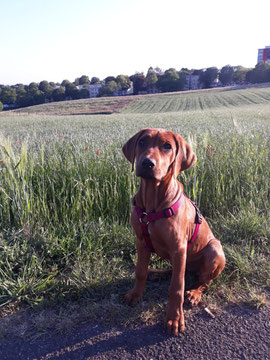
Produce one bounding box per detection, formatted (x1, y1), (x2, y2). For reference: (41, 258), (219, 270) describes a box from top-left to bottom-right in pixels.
(142, 158), (156, 169)
(137, 158), (156, 178)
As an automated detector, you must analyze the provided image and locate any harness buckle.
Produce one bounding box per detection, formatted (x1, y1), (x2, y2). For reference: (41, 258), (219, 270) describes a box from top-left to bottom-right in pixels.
(163, 207), (174, 218)
(139, 212), (149, 225)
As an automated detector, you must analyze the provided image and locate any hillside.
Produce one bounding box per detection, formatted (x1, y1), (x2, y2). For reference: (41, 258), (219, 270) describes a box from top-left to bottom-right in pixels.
(124, 85), (270, 113)
(8, 96), (134, 116)
(4, 83), (270, 116)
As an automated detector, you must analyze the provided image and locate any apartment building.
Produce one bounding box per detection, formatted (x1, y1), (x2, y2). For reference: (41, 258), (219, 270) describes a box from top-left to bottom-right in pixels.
(257, 46), (270, 63)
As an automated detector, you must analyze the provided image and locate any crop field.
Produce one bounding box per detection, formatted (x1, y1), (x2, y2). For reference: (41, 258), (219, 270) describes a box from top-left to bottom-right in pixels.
(0, 85), (269, 334)
(124, 86), (270, 113)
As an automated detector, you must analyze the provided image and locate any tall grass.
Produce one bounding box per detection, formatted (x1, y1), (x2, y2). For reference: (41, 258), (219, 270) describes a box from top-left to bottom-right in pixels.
(0, 87), (270, 310)
(0, 131), (269, 308)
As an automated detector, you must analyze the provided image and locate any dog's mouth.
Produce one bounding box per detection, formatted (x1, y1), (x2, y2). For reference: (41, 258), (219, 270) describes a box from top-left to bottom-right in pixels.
(136, 167), (155, 179)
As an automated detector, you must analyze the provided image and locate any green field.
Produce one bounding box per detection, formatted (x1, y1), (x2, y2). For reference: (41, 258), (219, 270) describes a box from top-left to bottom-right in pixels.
(0, 85), (269, 333)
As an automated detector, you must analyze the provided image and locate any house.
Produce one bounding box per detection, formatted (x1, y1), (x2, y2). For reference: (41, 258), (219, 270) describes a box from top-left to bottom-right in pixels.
(78, 83), (103, 98)
(88, 83), (103, 97)
(185, 72), (201, 90)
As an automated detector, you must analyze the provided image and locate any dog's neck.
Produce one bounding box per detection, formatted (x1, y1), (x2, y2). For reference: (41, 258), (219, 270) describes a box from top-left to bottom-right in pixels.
(135, 176), (183, 213)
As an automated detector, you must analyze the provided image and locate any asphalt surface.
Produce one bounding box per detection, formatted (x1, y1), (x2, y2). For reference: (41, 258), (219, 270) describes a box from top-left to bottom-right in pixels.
(0, 306), (269, 360)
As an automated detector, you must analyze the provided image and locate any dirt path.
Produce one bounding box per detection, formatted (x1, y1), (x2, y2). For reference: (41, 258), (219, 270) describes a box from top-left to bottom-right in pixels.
(0, 306), (269, 360)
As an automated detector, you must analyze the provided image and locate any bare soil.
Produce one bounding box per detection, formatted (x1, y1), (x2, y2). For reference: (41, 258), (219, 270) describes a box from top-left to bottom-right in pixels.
(0, 305), (269, 360)
(9, 97), (134, 116)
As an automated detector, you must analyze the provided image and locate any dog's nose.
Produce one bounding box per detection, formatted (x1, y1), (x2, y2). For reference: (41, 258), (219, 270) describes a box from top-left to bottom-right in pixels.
(142, 158), (156, 169)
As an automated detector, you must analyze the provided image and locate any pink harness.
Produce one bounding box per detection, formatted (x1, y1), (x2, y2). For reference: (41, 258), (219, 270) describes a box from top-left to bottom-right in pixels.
(133, 193), (202, 253)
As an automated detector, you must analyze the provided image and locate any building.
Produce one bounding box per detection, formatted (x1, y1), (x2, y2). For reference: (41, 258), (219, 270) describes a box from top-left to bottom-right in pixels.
(257, 46), (270, 64)
(88, 83), (103, 97)
(78, 83), (103, 98)
(185, 71), (201, 90)
(187, 74), (200, 90)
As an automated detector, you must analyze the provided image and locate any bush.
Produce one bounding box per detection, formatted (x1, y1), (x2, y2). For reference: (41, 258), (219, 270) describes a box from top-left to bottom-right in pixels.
(0, 101), (3, 111)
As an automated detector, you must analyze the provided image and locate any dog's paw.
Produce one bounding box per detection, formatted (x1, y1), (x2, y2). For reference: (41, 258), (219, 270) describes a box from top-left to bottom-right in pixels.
(124, 290), (142, 305)
(165, 316), (185, 335)
(185, 289), (202, 306)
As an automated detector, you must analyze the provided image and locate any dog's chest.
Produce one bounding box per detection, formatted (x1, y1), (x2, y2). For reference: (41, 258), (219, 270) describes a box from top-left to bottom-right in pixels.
(148, 219), (185, 258)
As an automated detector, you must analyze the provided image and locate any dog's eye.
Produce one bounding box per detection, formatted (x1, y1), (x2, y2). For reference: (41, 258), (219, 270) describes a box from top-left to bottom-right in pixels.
(138, 138), (146, 147)
(163, 142), (172, 150)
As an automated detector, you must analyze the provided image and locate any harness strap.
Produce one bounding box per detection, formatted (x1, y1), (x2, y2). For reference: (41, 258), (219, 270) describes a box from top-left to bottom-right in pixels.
(133, 194), (202, 252)
(133, 193), (185, 252)
(187, 198), (202, 248)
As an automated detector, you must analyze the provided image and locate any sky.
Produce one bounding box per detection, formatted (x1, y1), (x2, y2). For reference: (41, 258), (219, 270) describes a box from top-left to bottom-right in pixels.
(1, 0), (270, 85)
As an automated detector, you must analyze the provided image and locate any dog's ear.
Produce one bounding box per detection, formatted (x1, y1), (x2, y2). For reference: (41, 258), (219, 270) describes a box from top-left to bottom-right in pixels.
(172, 133), (197, 177)
(122, 129), (147, 171)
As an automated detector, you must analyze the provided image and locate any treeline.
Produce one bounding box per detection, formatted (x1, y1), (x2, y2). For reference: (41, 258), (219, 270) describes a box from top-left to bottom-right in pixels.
(135, 62), (270, 93)
(1, 62), (270, 111)
(0, 76), (98, 110)
(0, 74), (133, 110)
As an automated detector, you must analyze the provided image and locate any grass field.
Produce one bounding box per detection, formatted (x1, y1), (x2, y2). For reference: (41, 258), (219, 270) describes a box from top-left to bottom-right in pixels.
(0, 85), (269, 336)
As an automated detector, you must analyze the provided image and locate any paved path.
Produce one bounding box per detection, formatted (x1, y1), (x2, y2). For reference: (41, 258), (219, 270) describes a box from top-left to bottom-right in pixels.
(0, 306), (269, 360)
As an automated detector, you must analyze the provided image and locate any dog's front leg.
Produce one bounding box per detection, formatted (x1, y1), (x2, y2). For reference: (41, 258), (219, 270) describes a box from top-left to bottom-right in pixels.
(165, 247), (187, 335)
(125, 238), (151, 305)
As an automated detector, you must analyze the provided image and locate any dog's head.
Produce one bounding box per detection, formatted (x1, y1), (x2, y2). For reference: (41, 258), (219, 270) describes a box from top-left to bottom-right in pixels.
(122, 128), (196, 181)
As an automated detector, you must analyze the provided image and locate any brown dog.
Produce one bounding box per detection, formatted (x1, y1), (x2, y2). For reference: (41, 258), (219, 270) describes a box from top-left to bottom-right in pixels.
(122, 128), (225, 335)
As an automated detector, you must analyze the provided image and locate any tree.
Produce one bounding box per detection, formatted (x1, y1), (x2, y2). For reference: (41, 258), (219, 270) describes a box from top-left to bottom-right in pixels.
(28, 82), (39, 93)
(199, 67), (218, 88)
(14, 83), (24, 88)
(39, 80), (54, 99)
(52, 86), (66, 101)
(39, 80), (49, 92)
(130, 72), (147, 95)
(65, 83), (79, 99)
(99, 80), (119, 96)
(233, 66), (251, 83)
(25, 83), (45, 105)
(79, 88), (90, 98)
(267, 67), (270, 82)
(16, 87), (33, 107)
(154, 67), (164, 76)
(32, 89), (45, 105)
(178, 71), (188, 89)
(248, 62), (270, 83)
(146, 67), (158, 93)
(219, 65), (234, 85)
(181, 68), (192, 75)
(104, 76), (116, 83)
(116, 75), (131, 91)
(0, 86), (17, 105)
(61, 79), (71, 87)
(90, 77), (100, 84)
(38, 80), (55, 100)
(79, 75), (90, 85)
(157, 68), (185, 92)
